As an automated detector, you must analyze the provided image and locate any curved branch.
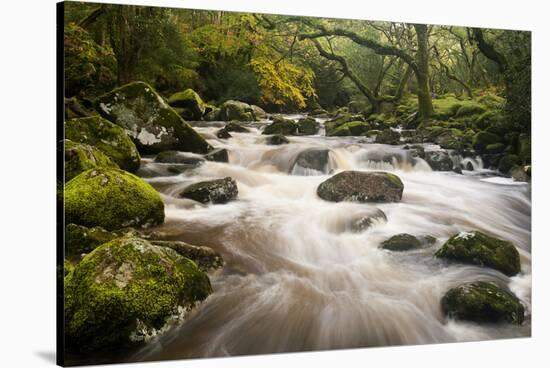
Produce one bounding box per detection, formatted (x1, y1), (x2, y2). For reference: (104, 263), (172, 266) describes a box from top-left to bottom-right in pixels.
(471, 28), (507, 72)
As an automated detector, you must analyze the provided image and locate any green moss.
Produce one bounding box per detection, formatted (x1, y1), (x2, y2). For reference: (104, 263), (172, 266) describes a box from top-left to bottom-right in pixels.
(65, 140), (118, 181)
(167, 89), (206, 120)
(297, 117), (319, 135)
(486, 143), (506, 154)
(64, 236), (212, 352)
(472, 131), (502, 153)
(454, 101), (487, 118)
(441, 281), (524, 324)
(327, 121), (371, 137)
(65, 223), (120, 256)
(65, 168), (164, 231)
(96, 82), (211, 154)
(381, 233), (422, 251)
(432, 96), (463, 119)
(474, 110), (506, 131)
(65, 116), (141, 173)
(498, 155), (519, 173)
(435, 231), (521, 276)
(476, 93), (505, 109)
(263, 119), (298, 135)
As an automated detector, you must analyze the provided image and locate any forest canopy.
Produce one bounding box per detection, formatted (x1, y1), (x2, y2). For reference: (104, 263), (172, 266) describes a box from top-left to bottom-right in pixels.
(64, 2), (531, 135)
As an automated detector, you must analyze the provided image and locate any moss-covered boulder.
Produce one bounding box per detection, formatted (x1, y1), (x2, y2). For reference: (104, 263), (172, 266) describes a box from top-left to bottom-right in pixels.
(381, 233), (422, 251)
(65, 116), (141, 173)
(179, 177), (238, 204)
(64, 140), (118, 181)
(263, 118), (298, 135)
(219, 100), (254, 121)
(425, 151), (454, 171)
(65, 223), (119, 255)
(167, 89), (208, 121)
(435, 231), (521, 276)
(375, 129), (401, 145)
(472, 131), (502, 153)
(204, 107), (221, 121)
(250, 105), (267, 120)
(441, 281), (524, 324)
(64, 236), (212, 352)
(317, 171), (404, 203)
(96, 82), (211, 154)
(225, 121), (250, 133)
(65, 168), (165, 231)
(266, 134), (289, 145)
(297, 117), (320, 135)
(326, 121), (371, 137)
(150, 240), (224, 272)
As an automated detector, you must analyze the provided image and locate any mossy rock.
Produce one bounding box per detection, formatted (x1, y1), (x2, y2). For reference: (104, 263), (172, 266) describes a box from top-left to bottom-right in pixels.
(375, 129), (401, 145)
(263, 117), (298, 135)
(167, 89), (207, 121)
(381, 233), (422, 251)
(95, 82), (211, 154)
(326, 121), (371, 137)
(65, 116), (141, 172)
(179, 177), (238, 204)
(510, 165), (530, 182)
(486, 143), (506, 154)
(225, 121), (250, 133)
(425, 151), (454, 171)
(454, 102), (486, 118)
(297, 117), (319, 135)
(474, 110), (506, 131)
(65, 168), (165, 231)
(266, 134), (289, 145)
(325, 114), (365, 133)
(65, 223), (120, 256)
(219, 100), (255, 121)
(204, 148), (229, 163)
(204, 107), (221, 121)
(435, 231), (521, 276)
(150, 240), (224, 272)
(441, 281), (524, 324)
(64, 140), (118, 181)
(472, 131), (502, 153)
(154, 151), (205, 165)
(64, 236), (212, 352)
(498, 154), (519, 174)
(317, 171), (404, 203)
(250, 105), (267, 120)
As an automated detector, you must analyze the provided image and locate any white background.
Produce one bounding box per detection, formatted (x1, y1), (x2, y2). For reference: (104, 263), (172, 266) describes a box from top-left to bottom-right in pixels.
(0, 0), (547, 367)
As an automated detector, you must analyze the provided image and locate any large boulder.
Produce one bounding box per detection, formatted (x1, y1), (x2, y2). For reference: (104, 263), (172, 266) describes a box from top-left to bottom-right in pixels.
(380, 233), (422, 251)
(435, 231), (521, 276)
(65, 116), (141, 172)
(250, 105), (267, 120)
(266, 134), (289, 145)
(167, 88), (208, 121)
(297, 117), (320, 135)
(292, 148), (330, 174)
(95, 82), (211, 154)
(64, 140), (118, 181)
(150, 240), (224, 272)
(424, 151), (454, 171)
(441, 281), (524, 324)
(317, 171), (404, 203)
(64, 236), (212, 352)
(179, 177), (238, 204)
(263, 117), (298, 135)
(219, 100), (254, 121)
(65, 168), (165, 231)
(65, 223), (119, 255)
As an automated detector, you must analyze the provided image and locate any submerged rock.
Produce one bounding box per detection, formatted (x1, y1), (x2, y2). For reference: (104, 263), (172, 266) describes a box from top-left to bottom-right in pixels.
(424, 151), (454, 171)
(317, 171), (404, 203)
(266, 134), (289, 145)
(216, 127), (232, 139)
(204, 148), (229, 163)
(64, 140), (118, 181)
(65, 116), (141, 173)
(95, 81), (211, 154)
(297, 117), (320, 135)
(324, 208), (387, 234)
(292, 148), (330, 174)
(381, 233), (422, 251)
(225, 121), (250, 133)
(179, 177), (238, 204)
(64, 236), (212, 352)
(151, 240), (224, 272)
(154, 151), (205, 165)
(435, 231), (521, 276)
(441, 281), (524, 324)
(65, 168), (165, 231)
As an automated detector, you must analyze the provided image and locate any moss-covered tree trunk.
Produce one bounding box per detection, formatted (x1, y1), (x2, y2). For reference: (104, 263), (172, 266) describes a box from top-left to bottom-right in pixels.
(414, 24), (434, 120)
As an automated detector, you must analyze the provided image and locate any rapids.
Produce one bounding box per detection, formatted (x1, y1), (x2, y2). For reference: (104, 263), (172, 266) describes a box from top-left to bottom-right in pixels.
(131, 115), (531, 361)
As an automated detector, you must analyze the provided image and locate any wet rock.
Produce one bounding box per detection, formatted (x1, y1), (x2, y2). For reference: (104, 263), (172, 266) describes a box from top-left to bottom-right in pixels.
(498, 154), (519, 174)
(292, 148), (330, 174)
(219, 100), (254, 121)
(179, 177), (238, 204)
(167, 88), (208, 121)
(150, 240), (224, 272)
(95, 81), (211, 154)
(64, 236), (212, 352)
(425, 151), (454, 171)
(64, 140), (119, 181)
(465, 161), (475, 171)
(381, 233), (422, 251)
(65, 223), (119, 255)
(216, 127), (232, 139)
(375, 129), (401, 145)
(225, 121), (250, 133)
(249, 105), (267, 120)
(204, 148), (229, 163)
(65, 168), (165, 231)
(510, 165), (530, 182)
(297, 117), (320, 135)
(453, 166), (463, 175)
(263, 117), (298, 135)
(65, 116), (141, 172)
(154, 151), (205, 165)
(266, 134), (289, 145)
(435, 231), (521, 276)
(441, 281), (524, 324)
(204, 107), (221, 121)
(317, 171), (404, 203)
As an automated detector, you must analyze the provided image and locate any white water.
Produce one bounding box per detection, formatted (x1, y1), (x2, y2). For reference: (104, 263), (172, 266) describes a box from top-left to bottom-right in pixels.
(132, 116), (531, 361)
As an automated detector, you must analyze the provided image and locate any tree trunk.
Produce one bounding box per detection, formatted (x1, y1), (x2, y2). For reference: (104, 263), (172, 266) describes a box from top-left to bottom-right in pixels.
(413, 24), (434, 119)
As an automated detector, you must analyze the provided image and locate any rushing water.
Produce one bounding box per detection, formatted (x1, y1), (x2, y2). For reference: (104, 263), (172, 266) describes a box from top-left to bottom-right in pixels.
(126, 115), (531, 362)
